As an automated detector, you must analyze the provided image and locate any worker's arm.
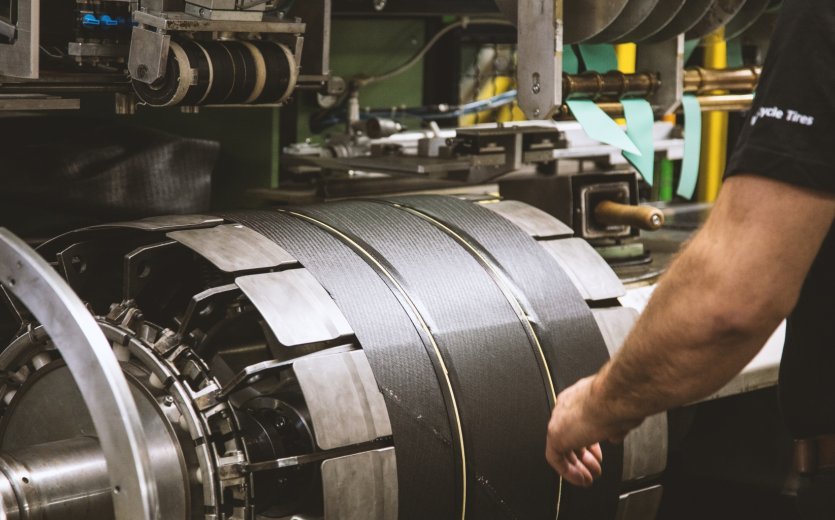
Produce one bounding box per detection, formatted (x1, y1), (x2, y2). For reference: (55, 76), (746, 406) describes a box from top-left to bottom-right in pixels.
(546, 174), (835, 486)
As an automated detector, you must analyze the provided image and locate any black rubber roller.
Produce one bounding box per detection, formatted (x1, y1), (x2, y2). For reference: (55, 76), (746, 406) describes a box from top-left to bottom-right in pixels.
(223, 41), (256, 105)
(200, 41), (236, 105)
(179, 39), (212, 106)
(132, 40), (193, 107)
(250, 40), (298, 104)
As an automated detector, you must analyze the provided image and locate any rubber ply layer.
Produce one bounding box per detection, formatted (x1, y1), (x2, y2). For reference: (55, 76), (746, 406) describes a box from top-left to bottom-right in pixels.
(294, 201), (556, 519)
(382, 195), (622, 519)
(225, 210), (459, 520)
(225, 196), (620, 519)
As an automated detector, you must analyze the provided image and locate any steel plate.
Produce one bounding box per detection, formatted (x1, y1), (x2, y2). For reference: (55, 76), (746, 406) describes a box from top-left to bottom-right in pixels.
(644, 0), (718, 43)
(724, 0), (769, 40)
(588, 0), (662, 43)
(616, 0), (687, 42)
(686, 0), (748, 40)
(321, 448), (397, 520)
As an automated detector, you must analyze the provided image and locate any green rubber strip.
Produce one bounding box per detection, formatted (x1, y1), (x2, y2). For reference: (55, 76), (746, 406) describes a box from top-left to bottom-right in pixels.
(658, 158), (674, 202)
(621, 98), (655, 186)
(684, 39), (700, 65)
(564, 45), (579, 75)
(567, 99), (641, 155)
(727, 38), (744, 68)
(578, 43), (618, 72)
(678, 94), (702, 199)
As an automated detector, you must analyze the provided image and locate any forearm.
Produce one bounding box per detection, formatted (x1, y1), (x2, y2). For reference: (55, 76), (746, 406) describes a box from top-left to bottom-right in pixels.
(587, 175), (835, 434)
(591, 242), (781, 431)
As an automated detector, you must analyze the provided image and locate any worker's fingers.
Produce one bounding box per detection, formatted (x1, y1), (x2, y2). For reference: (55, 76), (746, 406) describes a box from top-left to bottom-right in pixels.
(566, 449), (594, 486)
(578, 447), (602, 479)
(588, 442), (603, 465)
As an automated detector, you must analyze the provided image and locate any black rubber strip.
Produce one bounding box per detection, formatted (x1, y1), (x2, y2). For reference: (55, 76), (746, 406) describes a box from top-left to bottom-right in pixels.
(293, 201), (556, 520)
(202, 41), (235, 105)
(180, 39), (211, 106)
(252, 41), (292, 104)
(224, 41), (254, 105)
(385, 195), (622, 519)
(223, 210), (459, 520)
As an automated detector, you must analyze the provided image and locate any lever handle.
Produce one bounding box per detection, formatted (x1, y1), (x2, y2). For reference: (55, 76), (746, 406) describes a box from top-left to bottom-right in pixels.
(594, 200), (665, 231)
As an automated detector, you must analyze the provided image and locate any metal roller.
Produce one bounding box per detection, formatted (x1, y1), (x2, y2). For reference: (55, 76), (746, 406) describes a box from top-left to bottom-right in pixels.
(0, 196), (667, 520)
(494, 0), (632, 43)
(614, 0), (687, 43)
(587, 0), (661, 44)
(686, 0), (748, 40)
(644, 0), (718, 43)
(132, 39), (296, 107)
(724, 0), (770, 40)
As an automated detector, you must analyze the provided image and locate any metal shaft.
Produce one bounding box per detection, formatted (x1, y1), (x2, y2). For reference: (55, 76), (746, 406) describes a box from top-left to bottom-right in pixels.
(561, 67), (762, 102)
(0, 437), (113, 520)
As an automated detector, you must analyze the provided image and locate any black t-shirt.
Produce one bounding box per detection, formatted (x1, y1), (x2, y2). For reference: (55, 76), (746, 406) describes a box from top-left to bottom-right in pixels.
(725, 0), (835, 438)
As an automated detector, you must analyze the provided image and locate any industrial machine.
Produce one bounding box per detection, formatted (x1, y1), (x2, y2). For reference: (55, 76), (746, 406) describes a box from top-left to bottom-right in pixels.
(0, 0), (336, 110)
(0, 1), (790, 520)
(0, 197), (666, 520)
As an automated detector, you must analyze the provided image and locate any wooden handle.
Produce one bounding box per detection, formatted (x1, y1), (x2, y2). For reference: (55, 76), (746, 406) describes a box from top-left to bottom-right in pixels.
(594, 200), (665, 231)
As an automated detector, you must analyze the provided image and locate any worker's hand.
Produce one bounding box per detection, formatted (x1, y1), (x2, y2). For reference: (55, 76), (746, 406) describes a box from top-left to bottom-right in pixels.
(545, 376), (639, 487)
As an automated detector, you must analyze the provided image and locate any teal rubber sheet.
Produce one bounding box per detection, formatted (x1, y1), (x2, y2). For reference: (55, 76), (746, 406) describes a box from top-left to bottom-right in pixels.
(578, 44), (618, 72)
(564, 45), (579, 75)
(678, 94), (702, 199)
(684, 39), (700, 64)
(566, 99), (641, 155)
(727, 38), (744, 68)
(622, 98), (655, 186)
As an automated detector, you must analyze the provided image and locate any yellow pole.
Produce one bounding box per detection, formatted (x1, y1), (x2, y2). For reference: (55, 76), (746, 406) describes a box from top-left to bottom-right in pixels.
(615, 43), (637, 74)
(698, 28), (728, 202)
(615, 44), (637, 125)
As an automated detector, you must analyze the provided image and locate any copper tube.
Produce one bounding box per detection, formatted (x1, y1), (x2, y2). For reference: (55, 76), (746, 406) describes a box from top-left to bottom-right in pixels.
(683, 66), (762, 94)
(562, 71), (659, 100)
(561, 67), (761, 101)
(556, 94), (754, 119)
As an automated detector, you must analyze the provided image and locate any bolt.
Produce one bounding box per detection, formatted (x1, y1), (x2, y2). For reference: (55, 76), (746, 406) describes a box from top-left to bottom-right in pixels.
(163, 395), (174, 407)
(135, 65), (148, 80)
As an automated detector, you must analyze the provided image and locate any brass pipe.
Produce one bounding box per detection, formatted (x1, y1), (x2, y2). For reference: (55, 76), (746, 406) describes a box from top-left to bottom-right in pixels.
(556, 94), (754, 118)
(683, 66), (762, 94)
(561, 67), (761, 101)
(562, 71), (659, 100)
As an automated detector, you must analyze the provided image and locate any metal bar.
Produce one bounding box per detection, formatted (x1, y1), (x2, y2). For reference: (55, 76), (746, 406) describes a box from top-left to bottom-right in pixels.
(557, 94), (754, 118)
(246, 437), (393, 472)
(563, 71), (659, 100)
(133, 10), (305, 33)
(683, 66), (761, 94)
(0, 96), (80, 110)
(562, 67), (760, 101)
(0, 84), (130, 93)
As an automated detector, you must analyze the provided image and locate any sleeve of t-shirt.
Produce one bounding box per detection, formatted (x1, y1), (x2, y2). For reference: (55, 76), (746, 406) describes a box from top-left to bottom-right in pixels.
(725, 0), (835, 195)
